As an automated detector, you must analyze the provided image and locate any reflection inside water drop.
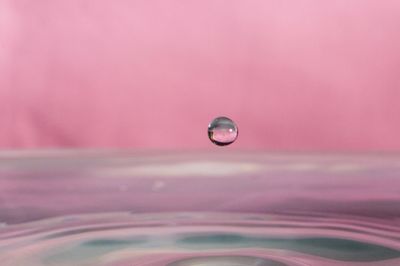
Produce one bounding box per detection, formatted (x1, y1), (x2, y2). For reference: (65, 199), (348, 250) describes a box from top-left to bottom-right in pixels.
(208, 117), (238, 146)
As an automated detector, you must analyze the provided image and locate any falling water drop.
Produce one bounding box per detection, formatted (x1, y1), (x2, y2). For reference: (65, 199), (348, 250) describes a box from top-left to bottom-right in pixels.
(208, 116), (238, 146)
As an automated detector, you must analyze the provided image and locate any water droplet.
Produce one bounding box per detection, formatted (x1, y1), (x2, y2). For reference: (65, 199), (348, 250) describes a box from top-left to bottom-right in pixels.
(208, 116), (238, 146)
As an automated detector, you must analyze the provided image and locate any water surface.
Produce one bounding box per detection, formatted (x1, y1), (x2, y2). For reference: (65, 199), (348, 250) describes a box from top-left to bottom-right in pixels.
(0, 151), (399, 265)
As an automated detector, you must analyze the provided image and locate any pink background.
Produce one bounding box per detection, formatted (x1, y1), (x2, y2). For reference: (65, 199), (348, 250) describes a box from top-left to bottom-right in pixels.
(1, 0), (400, 150)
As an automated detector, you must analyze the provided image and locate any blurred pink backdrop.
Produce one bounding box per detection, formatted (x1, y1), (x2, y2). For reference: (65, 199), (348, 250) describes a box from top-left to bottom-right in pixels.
(1, 0), (400, 150)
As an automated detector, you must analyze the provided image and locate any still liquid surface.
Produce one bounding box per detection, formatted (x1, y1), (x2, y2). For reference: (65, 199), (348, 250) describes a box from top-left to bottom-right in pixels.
(0, 151), (399, 265)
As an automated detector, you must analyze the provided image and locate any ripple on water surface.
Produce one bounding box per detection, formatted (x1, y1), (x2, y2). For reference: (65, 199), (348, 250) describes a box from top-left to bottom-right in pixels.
(1, 152), (400, 265)
(0, 212), (399, 266)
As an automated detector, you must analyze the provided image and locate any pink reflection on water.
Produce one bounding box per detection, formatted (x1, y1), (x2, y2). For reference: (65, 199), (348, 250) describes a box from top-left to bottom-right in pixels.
(0, 152), (400, 265)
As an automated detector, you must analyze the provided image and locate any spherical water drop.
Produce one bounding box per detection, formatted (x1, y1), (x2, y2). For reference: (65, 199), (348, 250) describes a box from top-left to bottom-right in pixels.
(208, 116), (238, 146)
